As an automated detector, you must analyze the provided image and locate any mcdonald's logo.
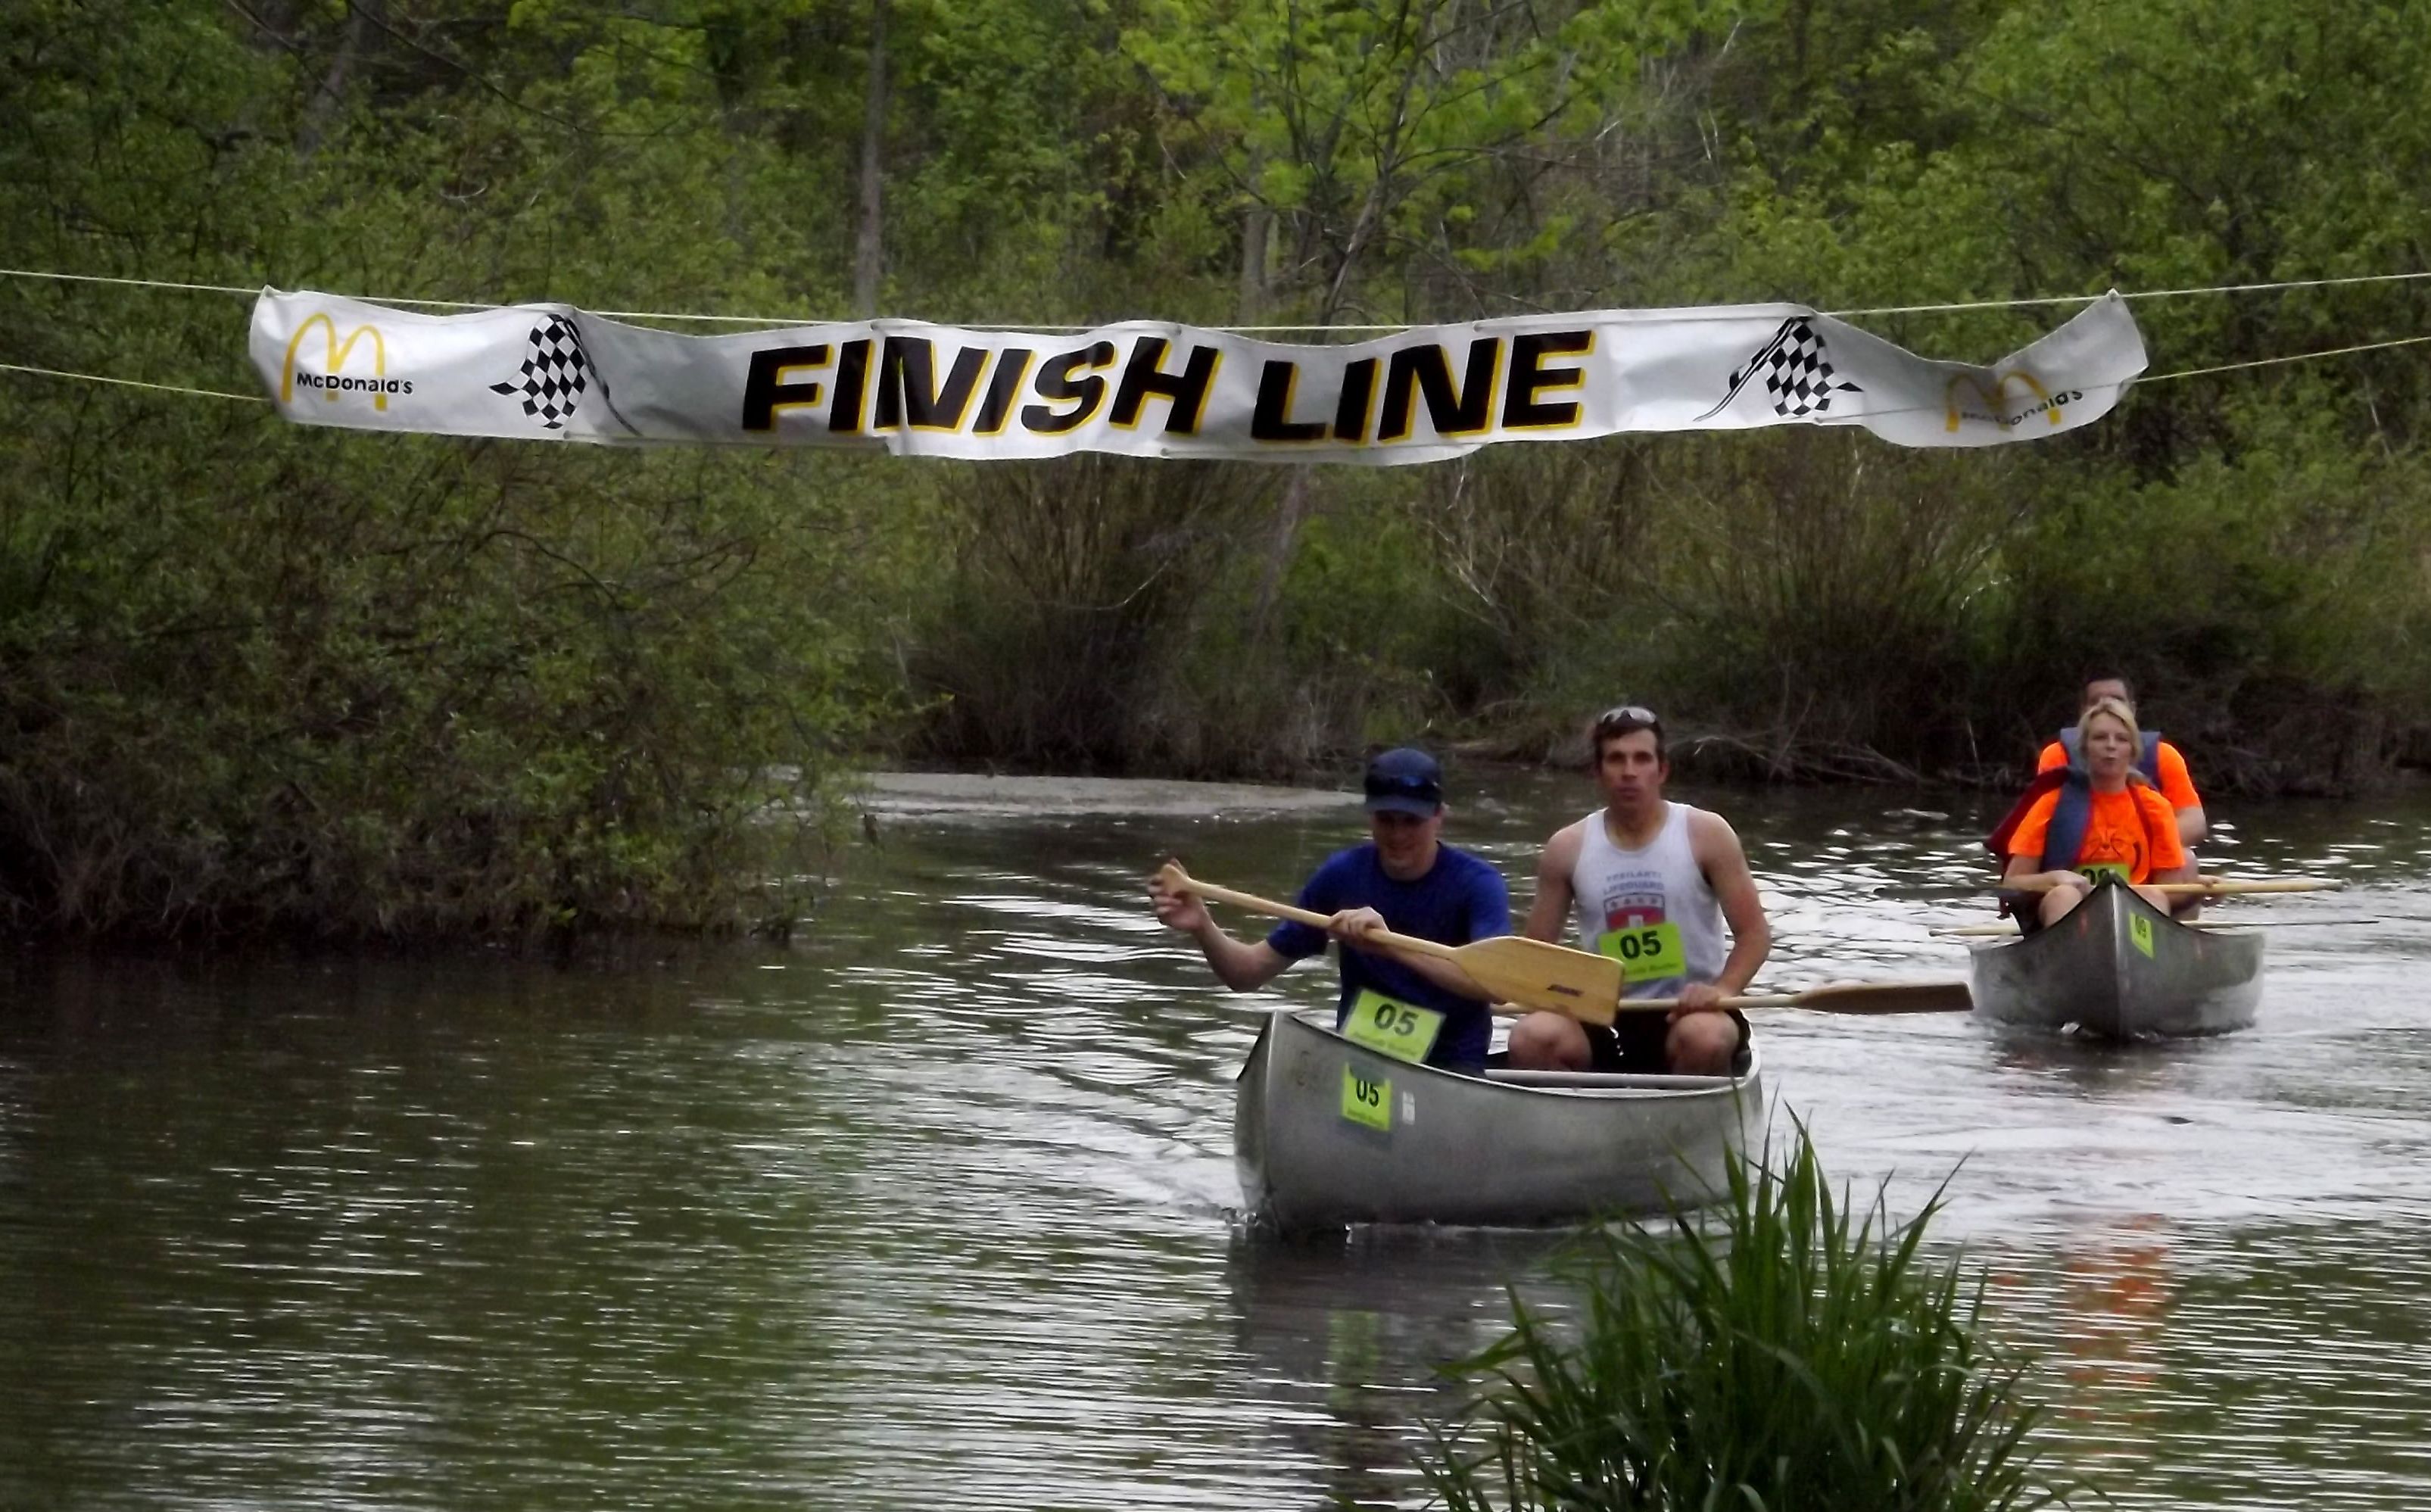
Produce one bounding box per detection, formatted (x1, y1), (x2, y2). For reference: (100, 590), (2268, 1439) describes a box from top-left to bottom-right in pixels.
(281, 312), (411, 410)
(1944, 370), (2074, 432)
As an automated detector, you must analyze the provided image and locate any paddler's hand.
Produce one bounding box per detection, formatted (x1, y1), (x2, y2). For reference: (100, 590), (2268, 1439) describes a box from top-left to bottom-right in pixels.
(1148, 864), (1212, 934)
(1324, 907), (1390, 951)
(1671, 981), (1727, 1020)
(2050, 870), (2092, 893)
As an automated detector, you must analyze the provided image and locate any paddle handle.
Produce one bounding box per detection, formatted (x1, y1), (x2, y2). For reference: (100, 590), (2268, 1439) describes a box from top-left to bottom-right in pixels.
(1494, 980), (1968, 1015)
(1491, 993), (1799, 1016)
(1639, 993), (1801, 1012)
(1155, 863), (1458, 960)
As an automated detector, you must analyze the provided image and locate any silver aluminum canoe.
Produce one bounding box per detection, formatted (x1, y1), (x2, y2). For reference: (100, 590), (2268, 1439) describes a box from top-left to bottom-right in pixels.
(1968, 880), (2263, 1038)
(1233, 1009), (1764, 1231)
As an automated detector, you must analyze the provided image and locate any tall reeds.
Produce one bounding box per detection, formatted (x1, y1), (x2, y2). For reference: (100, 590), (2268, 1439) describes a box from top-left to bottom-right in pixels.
(1420, 1130), (2083, 1510)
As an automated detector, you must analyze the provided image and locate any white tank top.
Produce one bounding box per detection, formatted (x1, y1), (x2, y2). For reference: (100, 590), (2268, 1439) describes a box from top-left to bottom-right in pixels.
(1568, 801), (1725, 997)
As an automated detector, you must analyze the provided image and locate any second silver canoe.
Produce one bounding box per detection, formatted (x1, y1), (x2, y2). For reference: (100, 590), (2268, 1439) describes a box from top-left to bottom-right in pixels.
(1968, 880), (2263, 1038)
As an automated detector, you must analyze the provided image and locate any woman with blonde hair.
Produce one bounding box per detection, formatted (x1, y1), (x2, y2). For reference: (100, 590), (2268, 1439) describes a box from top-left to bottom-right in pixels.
(1998, 697), (2196, 927)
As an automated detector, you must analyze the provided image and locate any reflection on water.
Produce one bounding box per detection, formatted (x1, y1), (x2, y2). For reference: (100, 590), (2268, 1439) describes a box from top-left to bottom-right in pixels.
(2027, 1216), (2178, 1473)
(1226, 1230), (1513, 1510)
(3, 778), (2431, 1507)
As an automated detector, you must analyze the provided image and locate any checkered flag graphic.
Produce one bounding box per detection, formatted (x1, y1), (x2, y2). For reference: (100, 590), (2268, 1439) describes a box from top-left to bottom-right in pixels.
(1694, 317), (1862, 422)
(491, 316), (594, 431)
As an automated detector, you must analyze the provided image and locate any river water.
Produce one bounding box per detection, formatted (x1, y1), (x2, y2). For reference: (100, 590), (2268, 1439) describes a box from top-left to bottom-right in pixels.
(4, 771), (2430, 1510)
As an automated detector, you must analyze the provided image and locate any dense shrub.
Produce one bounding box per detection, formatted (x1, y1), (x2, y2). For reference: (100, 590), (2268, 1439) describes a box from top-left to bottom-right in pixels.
(1421, 1129), (2084, 1510)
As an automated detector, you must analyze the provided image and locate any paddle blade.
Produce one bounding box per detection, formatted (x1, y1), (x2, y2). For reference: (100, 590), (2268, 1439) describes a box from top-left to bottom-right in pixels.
(1452, 935), (1624, 1024)
(1793, 979), (1974, 1015)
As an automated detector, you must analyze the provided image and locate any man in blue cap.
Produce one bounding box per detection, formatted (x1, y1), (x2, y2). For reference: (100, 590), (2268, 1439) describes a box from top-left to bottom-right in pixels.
(1148, 747), (1510, 1073)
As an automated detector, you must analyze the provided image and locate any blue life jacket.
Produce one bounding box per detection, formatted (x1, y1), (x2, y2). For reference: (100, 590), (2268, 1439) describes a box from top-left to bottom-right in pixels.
(2036, 768), (2096, 873)
(1987, 766), (2081, 873)
(2058, 725), (2161, 785)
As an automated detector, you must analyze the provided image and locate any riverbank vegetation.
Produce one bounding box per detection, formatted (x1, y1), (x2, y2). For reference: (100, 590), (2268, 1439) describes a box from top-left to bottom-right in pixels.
(1420, 1130), (2083, 1509)
(5, 0), (2428, 937)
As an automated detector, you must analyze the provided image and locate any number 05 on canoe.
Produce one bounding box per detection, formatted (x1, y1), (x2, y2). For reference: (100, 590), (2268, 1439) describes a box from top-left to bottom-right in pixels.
(1153, 863), (1971, 1021)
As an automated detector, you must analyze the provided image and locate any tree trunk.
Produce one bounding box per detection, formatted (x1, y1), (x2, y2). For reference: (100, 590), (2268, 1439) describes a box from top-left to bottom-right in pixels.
(295, 0), (372, 162)
(853, 0), (890, 319)
(1251, 466), (1314, 633)
(1239, 132), (1270, 321)
(1238, 202), (1271, 323)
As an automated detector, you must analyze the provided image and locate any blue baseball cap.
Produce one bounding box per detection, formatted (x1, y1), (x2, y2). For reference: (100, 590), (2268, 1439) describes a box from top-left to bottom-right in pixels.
(1363, 747), (1445, 816)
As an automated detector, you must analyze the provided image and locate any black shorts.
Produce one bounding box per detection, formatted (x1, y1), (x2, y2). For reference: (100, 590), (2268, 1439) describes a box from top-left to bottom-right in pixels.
(1586, 1008), (1753, 1075)
(1997, 889), (2045, 937)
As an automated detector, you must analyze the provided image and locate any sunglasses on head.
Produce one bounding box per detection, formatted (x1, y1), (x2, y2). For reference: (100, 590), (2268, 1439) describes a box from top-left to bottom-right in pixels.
(1594, 704), (1660, 732)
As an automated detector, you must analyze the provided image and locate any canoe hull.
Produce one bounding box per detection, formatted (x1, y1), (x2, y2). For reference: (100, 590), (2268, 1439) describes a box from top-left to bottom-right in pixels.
(1968, 883), (2264, 1038)
(1233, 1009), (1764, 1230)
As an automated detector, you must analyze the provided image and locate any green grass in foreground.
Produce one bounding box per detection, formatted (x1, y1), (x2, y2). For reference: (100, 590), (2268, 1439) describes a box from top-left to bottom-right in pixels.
(1421, 1129), (2087, 1510)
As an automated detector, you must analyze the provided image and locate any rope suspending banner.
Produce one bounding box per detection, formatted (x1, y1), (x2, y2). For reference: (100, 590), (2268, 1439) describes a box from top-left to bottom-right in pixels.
(0, 361), (266, 404)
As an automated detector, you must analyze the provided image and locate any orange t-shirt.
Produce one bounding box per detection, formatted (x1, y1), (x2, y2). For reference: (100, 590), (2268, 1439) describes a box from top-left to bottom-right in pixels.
(2006, 786), (2186, 883)
(2037, 738), (2200, 812)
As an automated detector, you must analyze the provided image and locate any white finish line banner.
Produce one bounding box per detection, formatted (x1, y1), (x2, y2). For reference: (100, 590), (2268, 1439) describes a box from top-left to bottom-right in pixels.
(250, 288), (2147, 462)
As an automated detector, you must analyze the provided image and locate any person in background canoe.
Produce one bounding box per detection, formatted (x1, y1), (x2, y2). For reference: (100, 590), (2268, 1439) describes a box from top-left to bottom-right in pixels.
(1147, 747), (1510, 1074)
(1504, 706), (1769, 1077)
(2037, 673), (2205, 849)
(1998, 697), (2196, 927)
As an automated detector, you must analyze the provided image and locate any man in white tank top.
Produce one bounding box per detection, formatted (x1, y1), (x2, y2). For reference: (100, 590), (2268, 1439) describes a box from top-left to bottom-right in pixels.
(1506, 706), (1771, 1076)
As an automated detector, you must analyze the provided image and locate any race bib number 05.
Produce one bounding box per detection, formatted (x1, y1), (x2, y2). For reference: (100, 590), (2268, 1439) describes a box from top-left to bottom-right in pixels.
(2082, 862), (2131, 886)
(1342, 989), (1444, 1064)
(1597, 921), (1686, 980)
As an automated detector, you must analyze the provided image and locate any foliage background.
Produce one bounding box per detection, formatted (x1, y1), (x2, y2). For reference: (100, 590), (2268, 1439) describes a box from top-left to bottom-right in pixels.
(4, 0), (2426, 937)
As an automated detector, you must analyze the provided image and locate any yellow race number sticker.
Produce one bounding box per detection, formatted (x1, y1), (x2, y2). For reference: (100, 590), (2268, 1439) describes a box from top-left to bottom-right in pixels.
(1341, 1066), (1392, 1131)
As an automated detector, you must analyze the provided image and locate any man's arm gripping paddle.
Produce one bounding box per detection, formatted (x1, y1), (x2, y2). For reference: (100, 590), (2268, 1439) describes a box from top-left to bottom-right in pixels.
(1155, 862), (1628, 1024)
(1158, 864), (1972, 1019)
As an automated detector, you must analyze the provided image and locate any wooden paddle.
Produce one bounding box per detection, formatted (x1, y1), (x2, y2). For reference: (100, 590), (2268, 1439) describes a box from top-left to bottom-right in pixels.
(1157, 864), (1972, 1019)
(1998, 877), (2339, 896)
(1934, 916), (2378, 937)
(1155, 862), (1625, 1021)
(1554, 980), (1971, 1016)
